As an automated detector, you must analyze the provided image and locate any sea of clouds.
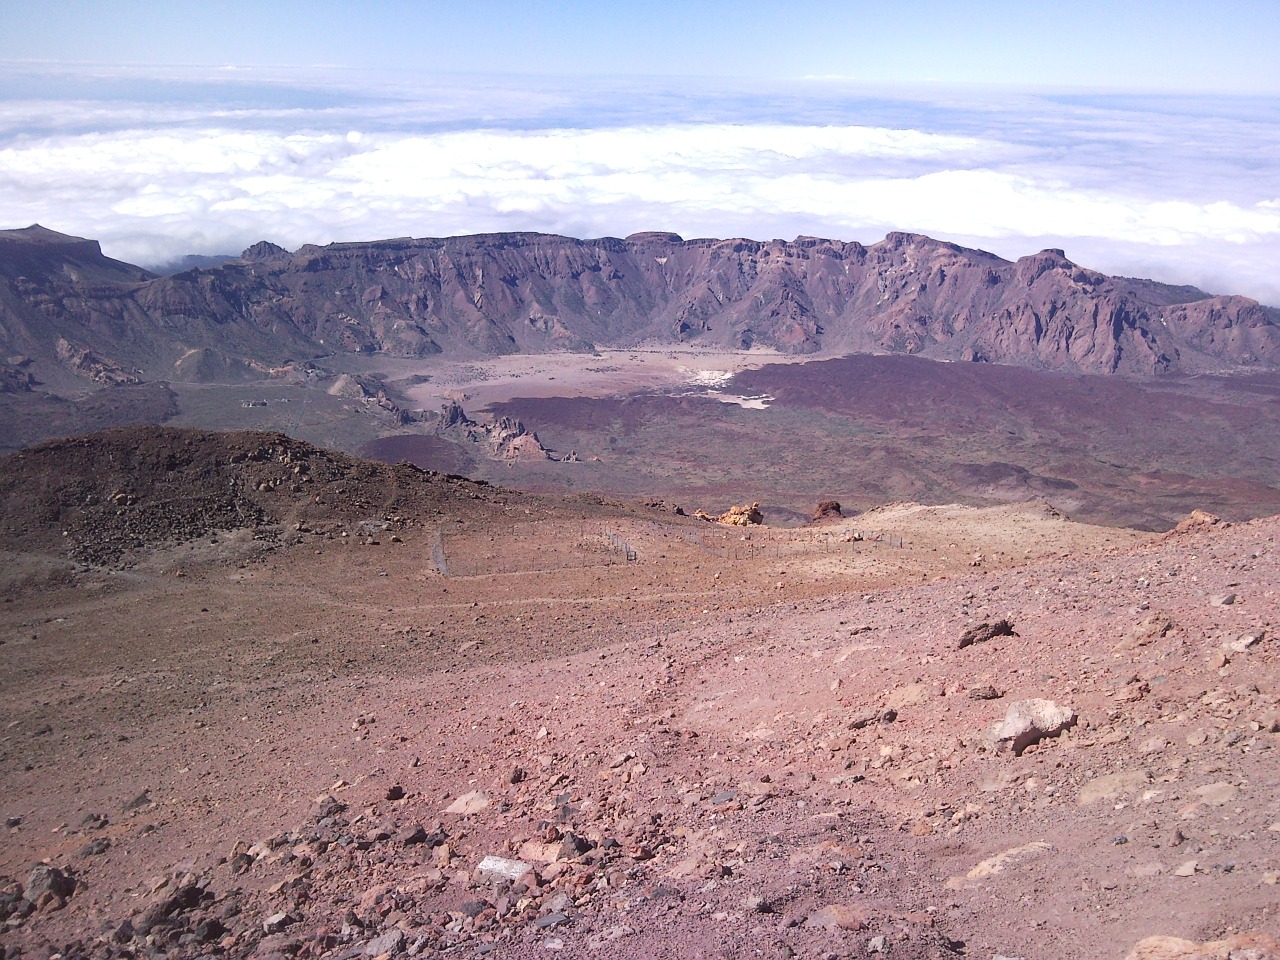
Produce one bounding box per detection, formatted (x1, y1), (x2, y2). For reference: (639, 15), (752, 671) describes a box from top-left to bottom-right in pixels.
(2, 65), (1278, 304)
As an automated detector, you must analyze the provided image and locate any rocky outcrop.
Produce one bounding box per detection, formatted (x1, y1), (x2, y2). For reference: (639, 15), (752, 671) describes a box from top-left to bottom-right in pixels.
(1168, 509), (1227, 536)
(437, 401), (549, 461)
(807, 500), (844, 524)
(697, 502), (764, 525)
(438, 399), (474, 430)
(486, 416), (549, 461)
(54, 338), (140, 386)
(325, 374), (413, 424)
(3, 226), (1278, 394)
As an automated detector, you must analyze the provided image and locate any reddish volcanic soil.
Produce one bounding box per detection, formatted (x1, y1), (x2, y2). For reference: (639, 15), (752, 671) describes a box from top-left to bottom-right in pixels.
(1, 429), (1278, 960)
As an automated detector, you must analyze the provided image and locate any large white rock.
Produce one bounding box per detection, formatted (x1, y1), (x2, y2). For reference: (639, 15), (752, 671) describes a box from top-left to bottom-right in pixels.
(991, 698), (1076, 755)
(475, 855), (533, 883)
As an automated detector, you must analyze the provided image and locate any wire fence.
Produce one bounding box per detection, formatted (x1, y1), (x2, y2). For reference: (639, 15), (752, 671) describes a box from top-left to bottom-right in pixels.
(605, 531), (638, 562)
(681, 526), (904, 560)
(430, 526), (448, 576)
(432, 520), (903, 578)
(435, 523), (640, 578)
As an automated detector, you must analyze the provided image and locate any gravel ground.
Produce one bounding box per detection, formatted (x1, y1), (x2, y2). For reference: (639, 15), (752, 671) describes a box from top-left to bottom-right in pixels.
(0, 431), (1277, 960)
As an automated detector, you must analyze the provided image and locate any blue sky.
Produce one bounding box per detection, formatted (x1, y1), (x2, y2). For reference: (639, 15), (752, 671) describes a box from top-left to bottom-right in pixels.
(6, 1), (1280, 92)
(1, 2), (1279, 303)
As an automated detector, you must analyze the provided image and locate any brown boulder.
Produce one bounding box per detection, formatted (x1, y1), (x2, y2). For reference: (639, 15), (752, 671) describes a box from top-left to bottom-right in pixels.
(958, 619), (1016, 649)
(808, 500), (844, 524)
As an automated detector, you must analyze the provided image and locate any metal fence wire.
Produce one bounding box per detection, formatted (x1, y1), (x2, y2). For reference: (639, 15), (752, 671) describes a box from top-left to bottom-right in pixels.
(435, 524), (639, 577)
(682, 527), (903, 560)
(433, 522), (901, 578)
(605, 531), (638, 562)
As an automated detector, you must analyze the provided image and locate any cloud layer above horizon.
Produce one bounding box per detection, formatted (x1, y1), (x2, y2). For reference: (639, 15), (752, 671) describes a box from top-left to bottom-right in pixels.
(2, 67), (1279, 305)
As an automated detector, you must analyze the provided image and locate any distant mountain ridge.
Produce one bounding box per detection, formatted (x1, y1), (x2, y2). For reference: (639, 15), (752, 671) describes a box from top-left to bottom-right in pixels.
(2, 224), (1278, 393)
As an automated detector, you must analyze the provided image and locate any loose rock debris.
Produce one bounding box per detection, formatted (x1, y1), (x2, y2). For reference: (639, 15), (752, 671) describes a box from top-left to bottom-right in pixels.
(1, 436), (1278, 960)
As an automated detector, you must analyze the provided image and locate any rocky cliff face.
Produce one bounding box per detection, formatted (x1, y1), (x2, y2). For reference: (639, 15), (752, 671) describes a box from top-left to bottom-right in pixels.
(0, 226), (312, 394)
(3, 225), (1277, 390)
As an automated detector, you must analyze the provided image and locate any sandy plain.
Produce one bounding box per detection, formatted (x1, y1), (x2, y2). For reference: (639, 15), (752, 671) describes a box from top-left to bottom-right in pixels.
(379, 346), (818, 412)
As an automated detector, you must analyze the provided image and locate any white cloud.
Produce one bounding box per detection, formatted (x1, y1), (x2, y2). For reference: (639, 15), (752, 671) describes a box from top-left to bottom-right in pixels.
(752, 169), (1280, 247)
(1, 74), (1278, 305)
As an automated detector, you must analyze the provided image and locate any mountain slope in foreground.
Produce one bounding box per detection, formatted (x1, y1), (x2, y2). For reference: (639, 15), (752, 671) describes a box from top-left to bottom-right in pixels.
(0, 428), (1278, 960)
